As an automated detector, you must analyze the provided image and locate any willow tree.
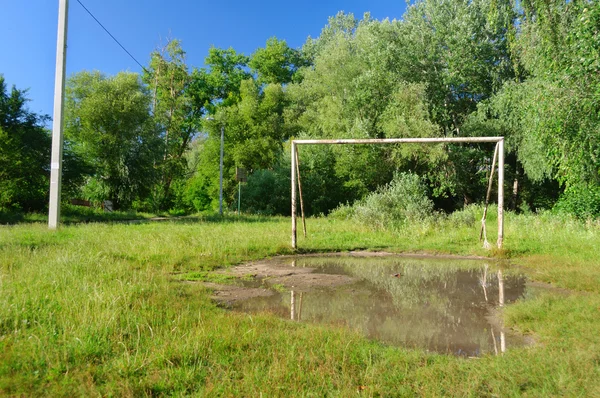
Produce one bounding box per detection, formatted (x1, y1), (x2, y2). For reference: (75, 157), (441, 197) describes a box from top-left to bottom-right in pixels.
(486, 0), (600, 216)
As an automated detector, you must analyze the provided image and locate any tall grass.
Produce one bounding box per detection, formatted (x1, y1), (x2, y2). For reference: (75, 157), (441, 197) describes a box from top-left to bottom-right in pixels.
(0, 212), (599, 395)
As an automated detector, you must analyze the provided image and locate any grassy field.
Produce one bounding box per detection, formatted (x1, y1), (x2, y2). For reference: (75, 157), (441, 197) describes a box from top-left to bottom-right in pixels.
(1, 208), (599, 396)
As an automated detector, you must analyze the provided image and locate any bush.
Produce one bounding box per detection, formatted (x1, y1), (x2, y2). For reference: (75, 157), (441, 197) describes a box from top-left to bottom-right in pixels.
(446, 204), (482, 227)
(242, 169), (289, 215)
(329, 202), (355, 220)
(351, 172), (434, 230)
(554, 183), (600, 219)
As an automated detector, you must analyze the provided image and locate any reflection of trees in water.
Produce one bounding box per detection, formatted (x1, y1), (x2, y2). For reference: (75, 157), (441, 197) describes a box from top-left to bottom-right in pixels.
(238, 257), (526, 355)
(298, 257), (525, 354)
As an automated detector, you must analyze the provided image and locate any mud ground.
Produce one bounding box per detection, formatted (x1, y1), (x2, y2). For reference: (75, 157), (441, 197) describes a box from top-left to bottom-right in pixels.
(204, 255), (358, 305)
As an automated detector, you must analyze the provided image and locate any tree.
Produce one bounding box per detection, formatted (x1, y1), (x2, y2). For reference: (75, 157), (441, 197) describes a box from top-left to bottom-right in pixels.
(0, 76), (51, 211)
(286, 14), (447, 202)
(144, 39), (203, 209)
(482, 0), (600, 214)
(249, 37), (308, 85)
(64, 71), (160, 208)
(491, 0), (600, 186)
(185, 77), (293, 212)
(397, 0), (516, 136)
(201, 47), (251, 108)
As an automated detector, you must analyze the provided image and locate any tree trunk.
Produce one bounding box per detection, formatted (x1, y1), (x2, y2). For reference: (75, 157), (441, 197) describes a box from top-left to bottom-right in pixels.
(511, 164), (520, 211)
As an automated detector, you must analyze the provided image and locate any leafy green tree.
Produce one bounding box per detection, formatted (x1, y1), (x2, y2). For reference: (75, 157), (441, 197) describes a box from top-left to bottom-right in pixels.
(393, 0), (517, 206)
(482, 0), (600, 213)
(144, 39), (204, 209)
(64, 71), (160, 208)
(249, 37), (308, 84)
(398, 0), (516, 136)
(202, 47), (251, 107)
(186, 77), (294, 212)
(287, 15), (448, 202)
(0, 76), (51, 210)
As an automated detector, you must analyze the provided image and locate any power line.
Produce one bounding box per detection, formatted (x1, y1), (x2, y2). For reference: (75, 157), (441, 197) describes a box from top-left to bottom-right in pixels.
(75, 0), (147, 72)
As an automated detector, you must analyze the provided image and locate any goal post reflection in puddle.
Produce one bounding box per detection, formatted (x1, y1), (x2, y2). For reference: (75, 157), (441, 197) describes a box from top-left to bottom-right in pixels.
(232, 256), (535, 357)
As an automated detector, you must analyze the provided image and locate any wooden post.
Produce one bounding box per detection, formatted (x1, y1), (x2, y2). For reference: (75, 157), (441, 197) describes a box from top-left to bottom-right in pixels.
(290, 137), (506, 249)
(480, 143), (499, 243)
(497, 139), (505, 249)
(291, 142), (297, 249)
(295, 148), (307, 237)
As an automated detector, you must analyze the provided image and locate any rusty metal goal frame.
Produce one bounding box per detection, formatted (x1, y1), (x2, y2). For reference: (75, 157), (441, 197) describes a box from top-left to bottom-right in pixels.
(291, 137), (505, 249)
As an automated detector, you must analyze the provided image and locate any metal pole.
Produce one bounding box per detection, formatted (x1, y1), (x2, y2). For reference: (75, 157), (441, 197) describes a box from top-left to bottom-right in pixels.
(48, 0), (69, 230)
(219, 125), (224, 216)
(497, 139), (505, 248)
(291, 142), (297, 249)
(238, 181), (241, 215)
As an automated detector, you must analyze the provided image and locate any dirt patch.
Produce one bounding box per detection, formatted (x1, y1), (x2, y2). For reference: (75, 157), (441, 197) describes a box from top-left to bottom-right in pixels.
(218, 258), (356, 290)
(265, 272), (355, 291)
(202, 256), (359, 304)
(218, 260), (315, 278)
(203, 282), (274, 305)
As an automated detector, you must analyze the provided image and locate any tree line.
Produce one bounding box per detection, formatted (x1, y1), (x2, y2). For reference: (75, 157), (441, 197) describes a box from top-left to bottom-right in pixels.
(2, 0), (599, 218)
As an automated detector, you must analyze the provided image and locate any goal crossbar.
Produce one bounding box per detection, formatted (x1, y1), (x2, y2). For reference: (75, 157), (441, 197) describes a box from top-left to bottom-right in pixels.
(291, 137), (505, 249)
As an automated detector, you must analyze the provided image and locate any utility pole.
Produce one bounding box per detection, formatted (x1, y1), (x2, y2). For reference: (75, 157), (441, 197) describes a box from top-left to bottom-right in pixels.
(219, 124), (224, 216)
(48, 0), (69, 229)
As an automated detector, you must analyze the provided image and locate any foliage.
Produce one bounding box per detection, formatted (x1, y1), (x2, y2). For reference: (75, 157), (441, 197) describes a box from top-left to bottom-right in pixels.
(64, 71), (160, 209)
(486, 0), (600, 191)
(398, 0), (516, 135)
(249, 37), (308, 84)
(201, 47), (251, 107)
(143, 39), (202, 209)
(8, 0), (600, 218)
(554, 183), (600, 220)
(242, 168), (289, 215)
(0, 76), (60, 211)
(340, 172), (435, 229)
(241, 143), (348, 216)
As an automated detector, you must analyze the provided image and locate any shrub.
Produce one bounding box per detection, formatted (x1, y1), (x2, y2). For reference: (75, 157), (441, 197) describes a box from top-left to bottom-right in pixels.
(352, 172), (434, 230)
(554, 183), (600, 219)
(447, 204), (482, 227)
(329, 202), (355, 220)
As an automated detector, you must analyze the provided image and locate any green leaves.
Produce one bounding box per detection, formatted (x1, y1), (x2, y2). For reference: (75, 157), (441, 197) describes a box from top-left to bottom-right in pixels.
(65, 71), (158, 208)
(249, 37), (308, 85)
(0, 76), (51, 211)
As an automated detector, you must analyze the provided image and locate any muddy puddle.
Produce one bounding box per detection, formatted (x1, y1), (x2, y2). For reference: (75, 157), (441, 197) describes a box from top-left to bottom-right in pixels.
(207, 254), (542, 356)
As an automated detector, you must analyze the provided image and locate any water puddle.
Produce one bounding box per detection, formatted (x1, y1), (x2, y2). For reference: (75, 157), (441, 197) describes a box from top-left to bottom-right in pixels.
(224, 255), (537, 356)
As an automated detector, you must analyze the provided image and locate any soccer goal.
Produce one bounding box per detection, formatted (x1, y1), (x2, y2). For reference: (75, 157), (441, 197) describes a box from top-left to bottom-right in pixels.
(290, 137), (505, 250)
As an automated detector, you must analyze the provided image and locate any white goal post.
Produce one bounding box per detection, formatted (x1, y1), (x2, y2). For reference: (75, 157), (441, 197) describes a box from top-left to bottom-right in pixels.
(290, 137), (505, 249)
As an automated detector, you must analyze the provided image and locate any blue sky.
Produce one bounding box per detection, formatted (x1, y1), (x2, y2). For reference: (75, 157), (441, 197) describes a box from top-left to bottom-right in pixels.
(1, 1), (407, 119)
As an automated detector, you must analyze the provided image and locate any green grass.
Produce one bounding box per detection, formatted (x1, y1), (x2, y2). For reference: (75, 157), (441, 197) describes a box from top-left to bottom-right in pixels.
(1, 209), (599, 396)
(0, 204), (163, 225)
